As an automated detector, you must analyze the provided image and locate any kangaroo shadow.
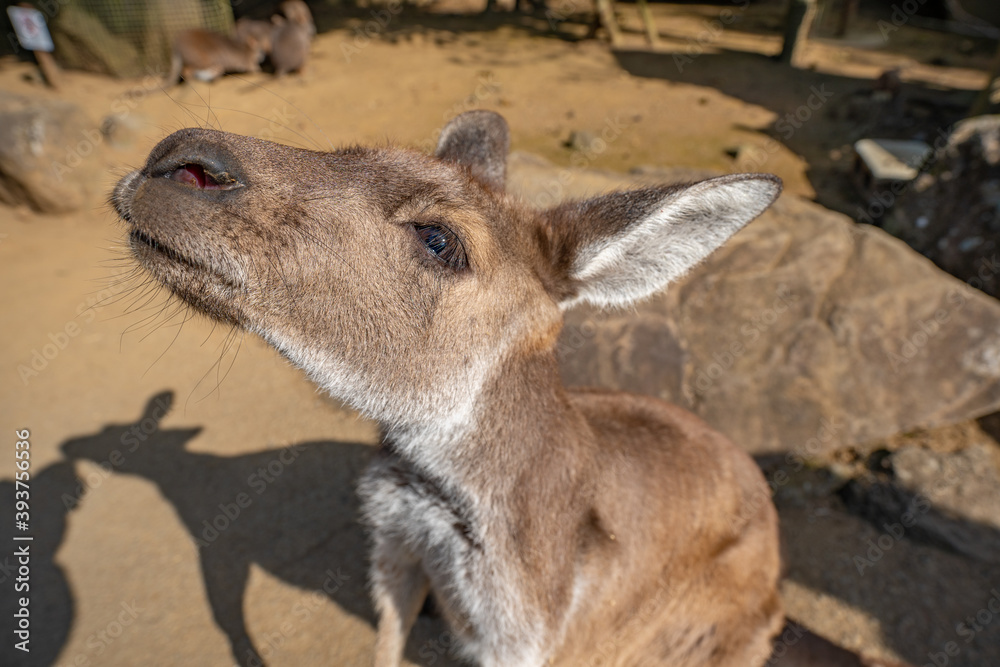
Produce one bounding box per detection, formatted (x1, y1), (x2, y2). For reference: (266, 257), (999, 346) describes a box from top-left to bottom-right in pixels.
(756, 453), (1000, 667)
(59, 391), (451, 667)
(0, 461), (83, 667)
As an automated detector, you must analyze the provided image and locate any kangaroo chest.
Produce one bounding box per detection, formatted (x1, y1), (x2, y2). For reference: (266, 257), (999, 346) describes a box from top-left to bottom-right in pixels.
(362, 450), (482, 558)
(360, 449), (547, 663)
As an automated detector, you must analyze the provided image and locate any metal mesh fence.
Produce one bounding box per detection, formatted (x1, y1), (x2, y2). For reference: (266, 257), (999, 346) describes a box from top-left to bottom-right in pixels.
(49, 0), (235, 78)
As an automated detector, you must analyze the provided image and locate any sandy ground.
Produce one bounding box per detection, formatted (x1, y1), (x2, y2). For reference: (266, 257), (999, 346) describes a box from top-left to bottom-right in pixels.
(1, 2), (998, 666)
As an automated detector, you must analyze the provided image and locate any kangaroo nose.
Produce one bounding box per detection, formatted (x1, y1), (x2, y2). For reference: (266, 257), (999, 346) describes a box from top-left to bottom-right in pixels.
(144, 128), (246, 191)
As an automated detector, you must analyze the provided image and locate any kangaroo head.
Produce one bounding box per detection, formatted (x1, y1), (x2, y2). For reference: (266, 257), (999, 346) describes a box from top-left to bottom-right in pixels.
(113, 111), (779, 442)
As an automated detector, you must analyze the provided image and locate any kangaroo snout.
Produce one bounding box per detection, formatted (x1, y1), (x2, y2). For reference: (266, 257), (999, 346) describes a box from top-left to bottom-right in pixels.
(114, 129), (270, 322)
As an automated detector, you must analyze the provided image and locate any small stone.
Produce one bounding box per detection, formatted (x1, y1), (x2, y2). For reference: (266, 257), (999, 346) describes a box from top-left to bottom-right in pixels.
(959, 237), (983, 252)
(565, 130), (598, 152)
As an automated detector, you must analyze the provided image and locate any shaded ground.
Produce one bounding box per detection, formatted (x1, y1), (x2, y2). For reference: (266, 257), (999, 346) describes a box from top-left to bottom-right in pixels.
(1, 1), (998, 665)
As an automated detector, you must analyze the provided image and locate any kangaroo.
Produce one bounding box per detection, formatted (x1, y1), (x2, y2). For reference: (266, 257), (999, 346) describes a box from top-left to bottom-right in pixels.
(270, 14), (312, 76)
(234, 17), (276, 57)
(278, 0), (316, 37)
(111, 111), (905, 667)
(166, 29), (264, 86)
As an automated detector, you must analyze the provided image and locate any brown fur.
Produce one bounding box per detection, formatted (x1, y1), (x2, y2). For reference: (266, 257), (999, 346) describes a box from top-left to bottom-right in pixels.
(111, 112), (905, 667)
(270, 16), (312, 76)
(234, 18), (275, 56)
(278, 0), (316, 36)
(166, 29), (263, 86)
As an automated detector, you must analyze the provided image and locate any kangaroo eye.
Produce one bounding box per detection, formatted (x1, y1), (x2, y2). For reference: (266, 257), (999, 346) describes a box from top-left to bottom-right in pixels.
(414, 224), (467, 270)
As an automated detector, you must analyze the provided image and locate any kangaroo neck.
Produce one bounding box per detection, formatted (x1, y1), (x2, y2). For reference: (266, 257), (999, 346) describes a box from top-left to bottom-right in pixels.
(379, 348), (582, 493)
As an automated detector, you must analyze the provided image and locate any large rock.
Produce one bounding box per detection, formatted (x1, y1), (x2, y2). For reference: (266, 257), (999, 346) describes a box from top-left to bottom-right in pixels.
(885, 115), (1000, 300)
(0, 92), (99, 213)
(506, 152), (1000, 455)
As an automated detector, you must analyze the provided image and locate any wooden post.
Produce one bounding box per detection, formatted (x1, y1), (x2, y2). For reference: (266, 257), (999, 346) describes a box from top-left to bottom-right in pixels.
(778, 0), (817, 66)
(970, 40), (1000, 117)
(7, 2), (62, 88)
(33, 51), (62, 89)
(636, 0), (660, 47)
(594, 0), (623, 48)
(834, 0), (859, 37)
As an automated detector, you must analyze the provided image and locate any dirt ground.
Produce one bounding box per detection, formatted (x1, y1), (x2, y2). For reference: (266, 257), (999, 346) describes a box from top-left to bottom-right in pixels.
(1, 1), (999, 666)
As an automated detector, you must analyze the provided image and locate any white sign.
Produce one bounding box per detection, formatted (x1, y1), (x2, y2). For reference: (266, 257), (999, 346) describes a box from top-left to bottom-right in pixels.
(8, 7), (54, 53)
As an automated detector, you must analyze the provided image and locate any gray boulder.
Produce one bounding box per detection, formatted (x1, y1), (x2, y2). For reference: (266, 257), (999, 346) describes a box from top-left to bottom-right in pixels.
(0, 92), (99, 213)
(506, 152), (1000, 456)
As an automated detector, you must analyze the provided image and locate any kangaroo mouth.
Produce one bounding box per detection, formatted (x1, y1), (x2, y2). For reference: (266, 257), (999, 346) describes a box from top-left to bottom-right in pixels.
(128, 223), (246, 324)
(129, 226), (242, 293)
(130, 228), (187, 265)
(130, 227), (205, 276)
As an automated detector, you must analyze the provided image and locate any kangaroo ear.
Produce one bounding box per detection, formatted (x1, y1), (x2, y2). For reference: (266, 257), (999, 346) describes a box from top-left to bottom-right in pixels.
(435, 110), (510, 191)
(544, 174), (781, 308)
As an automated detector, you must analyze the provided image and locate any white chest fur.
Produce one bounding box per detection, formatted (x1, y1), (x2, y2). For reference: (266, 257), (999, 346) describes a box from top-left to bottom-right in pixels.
(359, 451), (547, 666)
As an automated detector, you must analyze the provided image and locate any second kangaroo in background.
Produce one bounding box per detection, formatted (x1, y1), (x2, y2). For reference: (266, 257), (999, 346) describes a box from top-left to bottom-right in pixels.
(167, 29), (264, 85)
(112, 111), (907, 667)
